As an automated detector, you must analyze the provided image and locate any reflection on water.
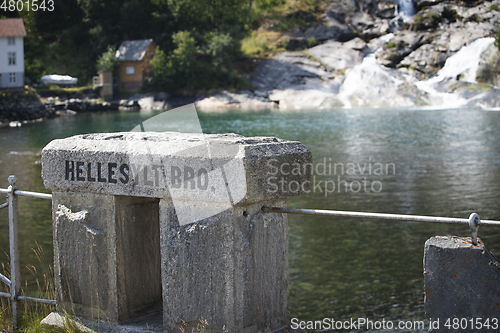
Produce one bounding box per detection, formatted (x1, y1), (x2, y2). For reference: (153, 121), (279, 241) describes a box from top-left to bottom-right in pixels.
(1, 108), (500, 330)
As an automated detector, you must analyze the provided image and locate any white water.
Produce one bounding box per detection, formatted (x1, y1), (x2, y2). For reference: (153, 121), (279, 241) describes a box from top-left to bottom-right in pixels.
(338, 54), (402, 105)
(337, 36), (495, 109)
(428, 37), (494, 84)
(338, 33), (405, 108)
(395, 0), (415, 19)
(414, 37), (495, 108)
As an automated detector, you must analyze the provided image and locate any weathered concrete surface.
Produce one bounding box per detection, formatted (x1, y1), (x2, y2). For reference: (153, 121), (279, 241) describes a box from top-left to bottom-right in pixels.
(160, 199), (290, 333)
(52, 193), (161, 323)
(42, 132), (313, 332)
(42, 132), (312, 203)
(424, 236), (500, 331)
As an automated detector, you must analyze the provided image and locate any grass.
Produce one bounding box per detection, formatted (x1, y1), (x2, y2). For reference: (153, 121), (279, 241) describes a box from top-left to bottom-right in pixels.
(0, 244), (87, 333)
(35, 85), (95, 96)
(241, 31), (274, 55)
(241, 0), (319, 56)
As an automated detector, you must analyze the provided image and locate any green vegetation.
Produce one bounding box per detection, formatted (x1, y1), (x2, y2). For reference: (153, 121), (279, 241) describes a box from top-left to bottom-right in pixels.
(35, 86), (94, 97)
(96, 46), (118, 72)
(496, 29), (500, 51)
(2, 0), (318, 96)
(427, 13), (441, 20)
(387, 41), (396, 49)
(241, 31), (270, 55)
(0, 244), (64, 333)
(306, 38), (319, 48)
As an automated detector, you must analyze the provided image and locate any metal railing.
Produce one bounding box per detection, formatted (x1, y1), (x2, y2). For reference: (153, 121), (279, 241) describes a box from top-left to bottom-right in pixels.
(262, 207), (500, 245)
(2, 173), (500, 330)
(0, 175), (55, 331)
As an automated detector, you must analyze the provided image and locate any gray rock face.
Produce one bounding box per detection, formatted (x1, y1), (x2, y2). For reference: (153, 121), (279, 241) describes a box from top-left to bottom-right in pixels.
(0, 88), (54, 123)
(243, 0), (500, 110)
(376, 31), (429, 67)
(305, 38), (367, 72)
(195, 90), (276, 110)
(399, 43), (445, 77)
(476, 44), (500, 86)
(248, 51), (331, 91)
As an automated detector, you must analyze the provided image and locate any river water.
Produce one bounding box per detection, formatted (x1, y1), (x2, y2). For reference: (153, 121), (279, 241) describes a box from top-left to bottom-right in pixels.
(1, 108), (500, 331)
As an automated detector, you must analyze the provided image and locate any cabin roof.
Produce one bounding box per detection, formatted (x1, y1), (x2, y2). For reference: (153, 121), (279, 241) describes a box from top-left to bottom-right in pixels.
(115, 39), (154, 61)
(0, 18), (27, 37)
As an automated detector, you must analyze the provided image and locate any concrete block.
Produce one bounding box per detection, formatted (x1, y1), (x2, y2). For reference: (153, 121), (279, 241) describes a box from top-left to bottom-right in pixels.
(41, 132), (312, 203)
(42, 132), (313, 331)
(424, 236), (500, 331)
(160, 199), (289, 333)
(52, 192), (161, 323)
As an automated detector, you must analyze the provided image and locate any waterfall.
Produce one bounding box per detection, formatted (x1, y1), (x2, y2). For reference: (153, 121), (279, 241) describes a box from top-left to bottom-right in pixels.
(415, 37), (495, 108)
(430, 37), (494, 84)
(336, 36), (495, 109)
(395, 0), (415, 19)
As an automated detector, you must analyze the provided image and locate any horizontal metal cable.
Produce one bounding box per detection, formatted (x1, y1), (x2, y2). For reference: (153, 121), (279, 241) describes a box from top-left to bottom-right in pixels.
(17, 295), (56, 305)
(0, 188), (52, 199)
(0, 292), (11, 299)
(262, 207), (500, 227)
(0, 202), (8, 210)
(13, 190), (52, 200)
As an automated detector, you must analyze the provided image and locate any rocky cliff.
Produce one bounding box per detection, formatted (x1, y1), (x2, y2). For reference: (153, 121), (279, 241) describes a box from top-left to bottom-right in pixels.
(0, 87), (55, 125)
(196, 0), (500, 110)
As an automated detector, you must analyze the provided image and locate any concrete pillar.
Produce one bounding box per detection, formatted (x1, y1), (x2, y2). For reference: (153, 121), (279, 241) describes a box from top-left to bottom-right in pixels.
(42, 132), (312, 332)
(424, 236), (500, 332)
(99, 70), (113, 101)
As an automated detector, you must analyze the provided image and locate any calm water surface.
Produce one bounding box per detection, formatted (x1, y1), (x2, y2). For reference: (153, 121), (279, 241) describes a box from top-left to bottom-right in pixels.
(1, 108), (500, 331)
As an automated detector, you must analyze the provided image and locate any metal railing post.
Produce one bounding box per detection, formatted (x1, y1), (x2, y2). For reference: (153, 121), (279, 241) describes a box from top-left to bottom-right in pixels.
(7, 175), (20, 330)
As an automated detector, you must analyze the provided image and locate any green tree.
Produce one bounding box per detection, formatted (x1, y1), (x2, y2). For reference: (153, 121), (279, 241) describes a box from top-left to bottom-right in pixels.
(120, 0), (154, 40)
(96, 46), (118, 71)
(205, 32), (238, 70)
(167, 0), (250, 32)
(150, 46), (172, 91)
(151, 31), (200, 92)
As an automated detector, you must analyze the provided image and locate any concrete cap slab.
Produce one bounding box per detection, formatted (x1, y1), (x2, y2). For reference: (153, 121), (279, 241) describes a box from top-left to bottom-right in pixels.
(42, 132), (312, 206)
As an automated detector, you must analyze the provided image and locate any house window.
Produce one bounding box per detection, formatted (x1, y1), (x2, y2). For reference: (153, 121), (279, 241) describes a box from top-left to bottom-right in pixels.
(8, 52), (16, 66)
(8, 37), (15, 45)
(126, 66), (135, 75)
(9, 73), (16, 83)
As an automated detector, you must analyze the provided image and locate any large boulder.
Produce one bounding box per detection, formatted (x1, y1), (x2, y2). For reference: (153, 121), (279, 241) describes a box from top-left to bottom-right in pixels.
(475, 43), (500, 86)
(399, 43), (446, 77)
(305, 38), (367, 72)
(376, 31), (429, 67)
(248, 52), (331, 91)
(195, 90), (276, 111)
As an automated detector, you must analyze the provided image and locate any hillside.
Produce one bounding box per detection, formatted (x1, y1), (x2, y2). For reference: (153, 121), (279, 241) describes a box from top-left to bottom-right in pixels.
(198, 0), (500, 109)
(2, 0), (500, 109)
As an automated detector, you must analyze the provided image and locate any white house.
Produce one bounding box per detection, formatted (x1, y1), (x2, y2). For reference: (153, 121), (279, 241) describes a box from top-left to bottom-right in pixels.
(0, 18), (26, 88)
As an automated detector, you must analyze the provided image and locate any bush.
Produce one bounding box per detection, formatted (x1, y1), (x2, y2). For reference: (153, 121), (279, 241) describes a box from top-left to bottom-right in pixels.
(96, 46), (117, 72)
